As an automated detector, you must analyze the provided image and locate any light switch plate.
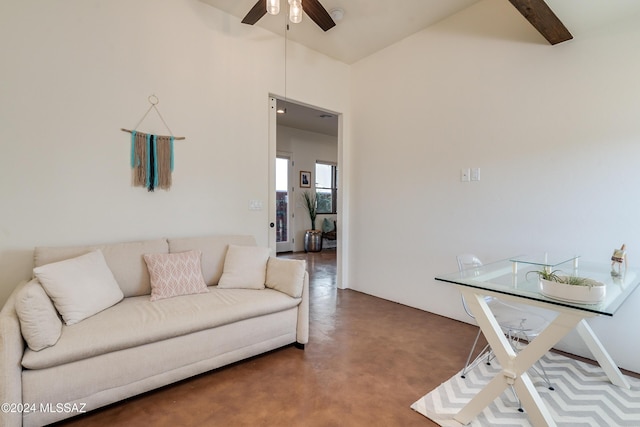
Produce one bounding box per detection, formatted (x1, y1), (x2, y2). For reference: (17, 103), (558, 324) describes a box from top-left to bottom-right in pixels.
(460, 168), (470, 182)
(248, 200), (263, 211)
(471, 168), (480, 181)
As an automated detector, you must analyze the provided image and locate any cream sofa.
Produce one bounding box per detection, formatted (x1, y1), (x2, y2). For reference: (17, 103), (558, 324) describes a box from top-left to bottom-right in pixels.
(0, 235), (309, 427)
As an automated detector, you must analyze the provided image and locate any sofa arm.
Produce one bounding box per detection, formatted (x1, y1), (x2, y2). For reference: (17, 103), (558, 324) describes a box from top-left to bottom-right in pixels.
(0, 282), (26, 427)
(296, 271), (309, 346)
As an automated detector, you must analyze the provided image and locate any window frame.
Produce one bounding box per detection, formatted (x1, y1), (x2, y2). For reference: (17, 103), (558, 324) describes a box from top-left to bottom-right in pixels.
(315, 161), (337, 215)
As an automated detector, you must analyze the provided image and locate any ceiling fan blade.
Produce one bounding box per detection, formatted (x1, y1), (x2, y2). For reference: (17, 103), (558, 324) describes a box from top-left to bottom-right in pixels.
(508, 0), (572, 45)
(302, 0), (336, 32)
(242, 0), (267, 25)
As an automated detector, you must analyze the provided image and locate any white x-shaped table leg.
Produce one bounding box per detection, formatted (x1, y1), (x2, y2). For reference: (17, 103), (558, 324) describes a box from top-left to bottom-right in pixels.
(454, 289), (583, 427)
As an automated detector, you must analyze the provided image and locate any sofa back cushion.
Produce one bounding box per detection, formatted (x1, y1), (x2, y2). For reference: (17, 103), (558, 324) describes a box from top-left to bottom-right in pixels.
(34, 238), (169, 297)
(168, 235), (256, 285)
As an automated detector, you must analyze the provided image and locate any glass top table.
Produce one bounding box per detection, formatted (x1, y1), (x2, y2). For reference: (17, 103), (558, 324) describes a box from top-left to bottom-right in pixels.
(435, 258), (640, 317)
(435, 258), (640, 426)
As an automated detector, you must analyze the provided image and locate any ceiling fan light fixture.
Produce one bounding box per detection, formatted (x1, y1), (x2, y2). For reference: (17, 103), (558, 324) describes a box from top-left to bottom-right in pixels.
(266, 0), (280, 15)
(289, 0), (303, 24)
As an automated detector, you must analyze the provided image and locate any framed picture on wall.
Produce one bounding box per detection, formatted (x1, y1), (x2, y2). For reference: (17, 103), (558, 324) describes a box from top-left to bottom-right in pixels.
(300, 171), (311, 188)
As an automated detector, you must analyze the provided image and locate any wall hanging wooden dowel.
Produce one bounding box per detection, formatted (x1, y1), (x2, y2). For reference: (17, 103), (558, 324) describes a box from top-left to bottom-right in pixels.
(120, 128), (185, 140)
(121, 95), (185, 192)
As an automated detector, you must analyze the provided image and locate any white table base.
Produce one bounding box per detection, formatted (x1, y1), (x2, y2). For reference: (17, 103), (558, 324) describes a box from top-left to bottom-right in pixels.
(454, 288), (630, 427)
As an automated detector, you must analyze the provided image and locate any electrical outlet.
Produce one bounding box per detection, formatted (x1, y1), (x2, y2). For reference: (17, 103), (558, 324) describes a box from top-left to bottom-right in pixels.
(460, 168), (470, 182)
(471, 168), (480, 181)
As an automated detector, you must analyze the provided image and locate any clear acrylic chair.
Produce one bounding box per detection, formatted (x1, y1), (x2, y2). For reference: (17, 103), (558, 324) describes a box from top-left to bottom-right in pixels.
(457, 254), (554, 403)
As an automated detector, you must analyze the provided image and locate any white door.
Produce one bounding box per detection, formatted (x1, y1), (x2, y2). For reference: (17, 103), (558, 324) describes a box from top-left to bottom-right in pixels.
(276, 155), (293, 252)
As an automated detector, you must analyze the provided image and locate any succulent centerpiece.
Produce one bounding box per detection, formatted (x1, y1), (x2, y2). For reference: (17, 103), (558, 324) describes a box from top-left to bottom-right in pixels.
(527, 269), (606, 304)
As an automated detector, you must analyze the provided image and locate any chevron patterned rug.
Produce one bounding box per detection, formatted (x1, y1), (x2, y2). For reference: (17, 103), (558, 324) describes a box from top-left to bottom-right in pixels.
(411, 351), (640, 426)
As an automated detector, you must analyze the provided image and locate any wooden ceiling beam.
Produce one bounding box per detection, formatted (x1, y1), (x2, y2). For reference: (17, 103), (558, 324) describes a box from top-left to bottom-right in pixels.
(509, 0), (573, 45)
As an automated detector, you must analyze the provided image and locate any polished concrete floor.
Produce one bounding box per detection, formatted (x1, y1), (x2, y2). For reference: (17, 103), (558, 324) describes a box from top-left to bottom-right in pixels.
(54, 250), (634, 426)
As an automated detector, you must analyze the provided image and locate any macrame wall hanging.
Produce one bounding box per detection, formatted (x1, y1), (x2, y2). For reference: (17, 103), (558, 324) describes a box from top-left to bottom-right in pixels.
(121, 95), (185, 191)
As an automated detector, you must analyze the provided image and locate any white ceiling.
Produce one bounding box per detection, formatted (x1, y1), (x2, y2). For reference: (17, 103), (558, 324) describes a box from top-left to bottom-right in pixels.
(200, 0), (640, 135)
(200, 0), (640, 65)
(201, 0), (481, 64)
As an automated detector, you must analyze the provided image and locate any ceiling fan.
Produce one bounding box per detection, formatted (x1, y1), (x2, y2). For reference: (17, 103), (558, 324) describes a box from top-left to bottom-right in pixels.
(242, 0), (336, 32)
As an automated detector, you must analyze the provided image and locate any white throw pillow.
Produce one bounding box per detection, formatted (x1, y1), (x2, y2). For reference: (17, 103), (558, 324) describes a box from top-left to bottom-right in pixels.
(143, 250), (209, 301)
(265, 257), (306, 298)
(218, 245), (270, 289)
(15, 279), (62, 351)
(34, 250), (124, 325)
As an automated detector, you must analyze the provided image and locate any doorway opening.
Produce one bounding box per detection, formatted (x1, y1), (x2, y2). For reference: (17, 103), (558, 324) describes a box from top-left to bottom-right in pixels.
(268, 96), (344, 289)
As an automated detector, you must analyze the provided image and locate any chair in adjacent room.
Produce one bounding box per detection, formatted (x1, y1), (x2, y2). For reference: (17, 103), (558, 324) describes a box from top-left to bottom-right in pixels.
(456, 254), (554, 397)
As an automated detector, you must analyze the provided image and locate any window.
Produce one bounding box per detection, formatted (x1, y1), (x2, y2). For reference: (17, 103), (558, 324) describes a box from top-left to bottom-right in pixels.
(315, 162), (337, 214)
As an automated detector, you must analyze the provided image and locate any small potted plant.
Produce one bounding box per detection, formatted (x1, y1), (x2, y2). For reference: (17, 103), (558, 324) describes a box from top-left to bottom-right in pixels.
(301, 191), (322, 252)
(527, 269), (606, 303)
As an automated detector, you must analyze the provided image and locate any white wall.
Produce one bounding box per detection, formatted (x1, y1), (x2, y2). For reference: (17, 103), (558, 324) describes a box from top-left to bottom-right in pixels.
(349, 0), (640, 372)
(0, 0), (350, 305)
(277, 125), (338, 252)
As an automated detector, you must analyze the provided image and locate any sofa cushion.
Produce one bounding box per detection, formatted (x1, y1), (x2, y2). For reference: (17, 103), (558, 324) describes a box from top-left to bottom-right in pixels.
(218, 245), (270, 290)
(34, 250), (124, 325)
(15, 279), (62, 351)
(34, 238), (169, 298)
(265, 257), (306, 298)
(21, 287), (301, 370)
(143, 251), (209, 301)
(167, 235), (256, 285)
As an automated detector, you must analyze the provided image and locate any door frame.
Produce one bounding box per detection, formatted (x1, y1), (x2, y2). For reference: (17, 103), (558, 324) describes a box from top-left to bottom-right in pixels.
(268, 95), (347, 289)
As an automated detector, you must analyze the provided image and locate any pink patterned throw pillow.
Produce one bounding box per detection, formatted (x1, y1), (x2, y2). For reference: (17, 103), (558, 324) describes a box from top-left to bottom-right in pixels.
(143, 251), (209, 301)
